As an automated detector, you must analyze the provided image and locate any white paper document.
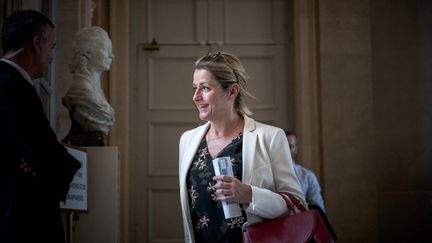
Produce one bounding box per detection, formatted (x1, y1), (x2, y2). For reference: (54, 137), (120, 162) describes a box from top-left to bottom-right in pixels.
(212, 156), (242, 219)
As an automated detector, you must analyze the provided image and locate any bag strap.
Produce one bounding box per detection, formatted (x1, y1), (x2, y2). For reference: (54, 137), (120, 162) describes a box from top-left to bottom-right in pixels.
(279, 192), (307, 212)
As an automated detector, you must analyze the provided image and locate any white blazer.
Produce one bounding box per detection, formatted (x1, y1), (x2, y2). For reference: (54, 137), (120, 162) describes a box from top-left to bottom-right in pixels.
(179, 115), (306, 243)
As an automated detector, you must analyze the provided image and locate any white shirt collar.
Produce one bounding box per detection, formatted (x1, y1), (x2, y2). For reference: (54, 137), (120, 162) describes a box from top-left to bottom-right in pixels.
(0, 58), (32, 85)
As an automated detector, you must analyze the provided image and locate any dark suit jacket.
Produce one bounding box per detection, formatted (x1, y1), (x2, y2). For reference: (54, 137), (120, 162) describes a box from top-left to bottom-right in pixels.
(0, 61), (81, 243)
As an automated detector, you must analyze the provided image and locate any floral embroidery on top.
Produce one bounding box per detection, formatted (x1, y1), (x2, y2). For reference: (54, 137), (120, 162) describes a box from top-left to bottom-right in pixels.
(193, 157), (206, 170)
(186, 132), (246, 243)
(193, 147), (209, 170)
(196, 215), (210, 230)
(206, 182), (217, 201)
(188, 185), (198, 209)
(227, 216), (245, 229)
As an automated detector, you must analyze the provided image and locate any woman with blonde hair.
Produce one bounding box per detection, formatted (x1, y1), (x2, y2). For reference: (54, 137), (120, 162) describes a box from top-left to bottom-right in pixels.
(179, 52), (306, 242)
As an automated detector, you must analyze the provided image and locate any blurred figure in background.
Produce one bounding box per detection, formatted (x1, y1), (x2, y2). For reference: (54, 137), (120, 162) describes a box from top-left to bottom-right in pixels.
(285, 130), (325, 211)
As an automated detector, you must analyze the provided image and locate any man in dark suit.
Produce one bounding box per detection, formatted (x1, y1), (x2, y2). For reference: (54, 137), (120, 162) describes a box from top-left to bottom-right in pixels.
(0, 10), (81, 243)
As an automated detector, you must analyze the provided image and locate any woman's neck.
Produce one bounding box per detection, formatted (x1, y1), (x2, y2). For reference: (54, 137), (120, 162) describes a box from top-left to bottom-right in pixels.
(208, 114), (244, 139)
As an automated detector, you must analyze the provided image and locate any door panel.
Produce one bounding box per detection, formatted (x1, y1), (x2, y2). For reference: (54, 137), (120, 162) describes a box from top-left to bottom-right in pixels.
(132, 45), (205, 242)
(220, 45), (287, 120)
(131, 0), (289, 242)
(224, 0), (275, 44)
(146, 0), (206, 44)
(148, 187), (184, 241)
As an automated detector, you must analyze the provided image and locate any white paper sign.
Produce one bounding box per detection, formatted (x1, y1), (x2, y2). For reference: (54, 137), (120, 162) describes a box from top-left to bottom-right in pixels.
(60, 146), (88, 212)
(212, 156), (242, 219)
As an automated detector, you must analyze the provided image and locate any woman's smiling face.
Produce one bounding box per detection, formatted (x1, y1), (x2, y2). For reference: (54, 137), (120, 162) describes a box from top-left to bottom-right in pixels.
(192, 69), (233, 122)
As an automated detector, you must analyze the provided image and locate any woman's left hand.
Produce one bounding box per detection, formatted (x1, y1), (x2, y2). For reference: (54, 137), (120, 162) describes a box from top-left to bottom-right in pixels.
(213, 175), (252, 204)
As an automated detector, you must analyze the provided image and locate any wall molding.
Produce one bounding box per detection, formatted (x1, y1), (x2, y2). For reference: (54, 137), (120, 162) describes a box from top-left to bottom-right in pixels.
(292, 0), (323, 180)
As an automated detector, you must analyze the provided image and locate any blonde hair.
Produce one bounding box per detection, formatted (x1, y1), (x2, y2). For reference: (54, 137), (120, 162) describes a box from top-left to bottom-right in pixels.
(194, 51), (254, 116)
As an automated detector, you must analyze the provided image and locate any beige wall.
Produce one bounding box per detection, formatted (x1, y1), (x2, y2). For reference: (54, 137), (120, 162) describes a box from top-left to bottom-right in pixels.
(371, 0), (432, 241)
(312, 0), (432, 242)
(317, 0), (378, 241)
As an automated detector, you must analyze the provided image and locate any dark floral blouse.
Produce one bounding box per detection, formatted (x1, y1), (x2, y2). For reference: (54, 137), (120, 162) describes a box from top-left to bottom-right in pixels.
(186, 132), (246, 243)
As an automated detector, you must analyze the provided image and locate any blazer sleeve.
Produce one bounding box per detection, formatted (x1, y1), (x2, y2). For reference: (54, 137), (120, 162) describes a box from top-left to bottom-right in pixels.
(246, 128), (306, 219)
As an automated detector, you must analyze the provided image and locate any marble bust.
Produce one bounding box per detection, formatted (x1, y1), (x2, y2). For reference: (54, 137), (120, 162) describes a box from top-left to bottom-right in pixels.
(62, 26), (115, 146)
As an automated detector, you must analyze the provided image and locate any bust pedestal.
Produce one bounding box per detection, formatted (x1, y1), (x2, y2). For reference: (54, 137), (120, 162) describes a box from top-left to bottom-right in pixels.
(62, 146), (120, 243)
(62, 108), (105, 146)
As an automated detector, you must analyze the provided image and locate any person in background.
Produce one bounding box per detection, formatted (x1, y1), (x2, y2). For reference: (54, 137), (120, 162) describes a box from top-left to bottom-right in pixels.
(285, 130), (325, 211)
(0, 10), (81, 243)
(179, 51), (306, 243)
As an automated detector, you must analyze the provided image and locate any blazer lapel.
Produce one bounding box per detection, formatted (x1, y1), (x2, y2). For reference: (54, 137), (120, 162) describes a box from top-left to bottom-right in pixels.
(179, 122), (210, 184)
(242, 115), (257, 184)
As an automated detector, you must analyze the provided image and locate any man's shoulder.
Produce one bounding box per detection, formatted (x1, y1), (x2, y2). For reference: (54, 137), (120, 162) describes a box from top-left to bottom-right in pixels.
(0, 61), (25, 83)
(0, 61), (11, 74)
(295, 163), (317, 176)
(0, 60), (15, 70)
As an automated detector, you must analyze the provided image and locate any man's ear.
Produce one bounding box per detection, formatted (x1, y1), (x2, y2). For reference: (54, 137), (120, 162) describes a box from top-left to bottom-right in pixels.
(32, 35), (43, 52)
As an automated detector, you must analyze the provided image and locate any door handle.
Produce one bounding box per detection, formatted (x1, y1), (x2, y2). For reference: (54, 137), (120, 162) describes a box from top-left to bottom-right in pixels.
(142, 38), (160, 51)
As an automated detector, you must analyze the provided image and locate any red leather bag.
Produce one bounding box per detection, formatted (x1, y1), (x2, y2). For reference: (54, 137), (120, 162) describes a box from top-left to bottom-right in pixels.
(243, 192), (335, 243)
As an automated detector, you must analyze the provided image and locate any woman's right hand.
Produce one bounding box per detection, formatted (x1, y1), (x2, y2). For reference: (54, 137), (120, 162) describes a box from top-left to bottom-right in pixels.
(213, 175), (252, 204)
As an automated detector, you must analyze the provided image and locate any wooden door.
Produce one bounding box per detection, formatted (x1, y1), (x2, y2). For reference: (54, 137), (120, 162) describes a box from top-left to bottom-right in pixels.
(130, 0), (290, 242)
